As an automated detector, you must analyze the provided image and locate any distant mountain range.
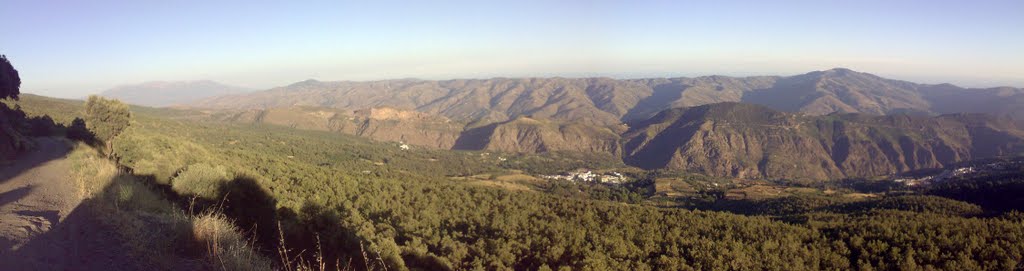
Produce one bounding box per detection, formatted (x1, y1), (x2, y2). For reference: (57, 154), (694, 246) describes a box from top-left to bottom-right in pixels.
(101, 80), (251, 107)
(184, 68), (1024, 180)
(192, 68), (1024, 123)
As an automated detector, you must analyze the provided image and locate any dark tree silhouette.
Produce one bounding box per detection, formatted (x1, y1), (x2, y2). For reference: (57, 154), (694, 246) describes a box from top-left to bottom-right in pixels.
(0, 54), (20, 100)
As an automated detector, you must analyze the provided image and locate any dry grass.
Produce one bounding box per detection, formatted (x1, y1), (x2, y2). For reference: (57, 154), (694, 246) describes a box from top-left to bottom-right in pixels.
(68, 142), (275, 270)
(844, 192), (880, 199)
(193, 212), (273, 271)
(494, 173), (541, 183)
(274, 230), (377, 271)
(450, 173), (538, 192)
(68, 141), (119, 198)
(784, 187), (822, 195)
(653, 178), (697, 197)
(467, 180), (533, 191)
(725, 185), (789, 200)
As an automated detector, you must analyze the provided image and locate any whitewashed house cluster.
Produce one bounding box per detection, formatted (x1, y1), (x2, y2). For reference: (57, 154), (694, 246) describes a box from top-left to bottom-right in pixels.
(541, 170), (627, 184)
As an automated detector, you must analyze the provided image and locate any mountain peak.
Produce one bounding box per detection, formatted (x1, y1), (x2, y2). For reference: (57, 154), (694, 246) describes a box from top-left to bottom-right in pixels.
(289, 79), (323, 87)
(824, 67), (884, 78)
(825, 67), (855, 73)
(810, 67), (864, 77)
(793, 67), (883, 83)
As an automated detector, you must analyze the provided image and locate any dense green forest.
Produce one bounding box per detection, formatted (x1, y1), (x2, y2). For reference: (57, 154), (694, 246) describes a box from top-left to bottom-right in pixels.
(9, 95), (1024, 270)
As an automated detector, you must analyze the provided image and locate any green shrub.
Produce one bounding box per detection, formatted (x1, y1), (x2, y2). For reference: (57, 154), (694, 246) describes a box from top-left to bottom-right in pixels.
(172, 163), (231, 200)
(113, 131), (212, 184)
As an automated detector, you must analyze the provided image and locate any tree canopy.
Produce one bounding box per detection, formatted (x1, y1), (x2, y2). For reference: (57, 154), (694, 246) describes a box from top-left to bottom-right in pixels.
(0, 55), (20, 100)
(85, 95), (131, 155)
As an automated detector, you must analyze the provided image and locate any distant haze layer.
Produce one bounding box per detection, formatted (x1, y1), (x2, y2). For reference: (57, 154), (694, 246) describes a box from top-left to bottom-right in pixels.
(100, 80), (251, 107)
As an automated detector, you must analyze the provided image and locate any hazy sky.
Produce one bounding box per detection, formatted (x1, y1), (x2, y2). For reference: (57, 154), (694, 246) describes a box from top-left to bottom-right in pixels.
(2, 0), (1022, 98)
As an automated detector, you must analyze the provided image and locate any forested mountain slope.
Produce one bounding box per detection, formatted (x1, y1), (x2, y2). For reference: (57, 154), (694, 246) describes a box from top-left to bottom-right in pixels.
(205, 100), (1024, 181)
(623, 103), (1024, 180)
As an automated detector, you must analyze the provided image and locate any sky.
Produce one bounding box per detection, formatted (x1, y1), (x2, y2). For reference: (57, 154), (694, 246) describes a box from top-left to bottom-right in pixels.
(2, 0), (1022, 98)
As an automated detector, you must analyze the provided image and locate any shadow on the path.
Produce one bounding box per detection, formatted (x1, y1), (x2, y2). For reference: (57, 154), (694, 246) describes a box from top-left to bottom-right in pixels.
(0, 138), (72, 186)
(0, 185), (34, 209)
(0, 171), (214, 270)
(0, 197), (144, 271)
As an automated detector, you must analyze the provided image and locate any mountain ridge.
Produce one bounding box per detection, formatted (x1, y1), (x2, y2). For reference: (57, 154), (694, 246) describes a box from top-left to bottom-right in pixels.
(189, 68), (1024, 125)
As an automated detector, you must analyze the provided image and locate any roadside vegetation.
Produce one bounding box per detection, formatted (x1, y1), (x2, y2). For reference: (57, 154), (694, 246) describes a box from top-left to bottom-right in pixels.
(68, 141), (267, 270)
(5, 92), (274, 270)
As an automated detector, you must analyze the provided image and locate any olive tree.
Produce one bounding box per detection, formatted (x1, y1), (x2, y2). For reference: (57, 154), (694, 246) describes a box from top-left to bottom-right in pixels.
(85, 95), (132, 156)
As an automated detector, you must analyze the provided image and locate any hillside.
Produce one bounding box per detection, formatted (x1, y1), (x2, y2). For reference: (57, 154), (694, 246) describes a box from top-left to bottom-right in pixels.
(190, 69), (1024, 125)
(453, 116), (623, 154)
(214, 106), (464, 149)
(201, 96), (1024, 181)
(202, 98), (1024, 181)
(213, 106), (624, 153)
(100, 80), (251, 107)
(623, 103), (1024, 181)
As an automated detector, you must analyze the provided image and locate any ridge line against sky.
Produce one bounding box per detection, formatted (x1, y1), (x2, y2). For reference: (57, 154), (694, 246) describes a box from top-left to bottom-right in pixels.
(2, 0), (1022, 98)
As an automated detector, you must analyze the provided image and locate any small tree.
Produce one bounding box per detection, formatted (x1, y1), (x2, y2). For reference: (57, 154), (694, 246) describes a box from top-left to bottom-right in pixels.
(0, 54), (25, 156)
(85, 95), (132, 156)
(0, 54), (20, 100)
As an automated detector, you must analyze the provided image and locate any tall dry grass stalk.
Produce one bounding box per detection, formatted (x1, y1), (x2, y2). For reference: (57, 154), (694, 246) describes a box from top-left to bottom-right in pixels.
(275, 222), (358, 271)
(192, 212), (273, 271)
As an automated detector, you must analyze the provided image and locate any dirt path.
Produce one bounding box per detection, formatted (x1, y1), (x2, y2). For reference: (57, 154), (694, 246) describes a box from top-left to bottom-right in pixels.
(0, 137), (143, 270)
